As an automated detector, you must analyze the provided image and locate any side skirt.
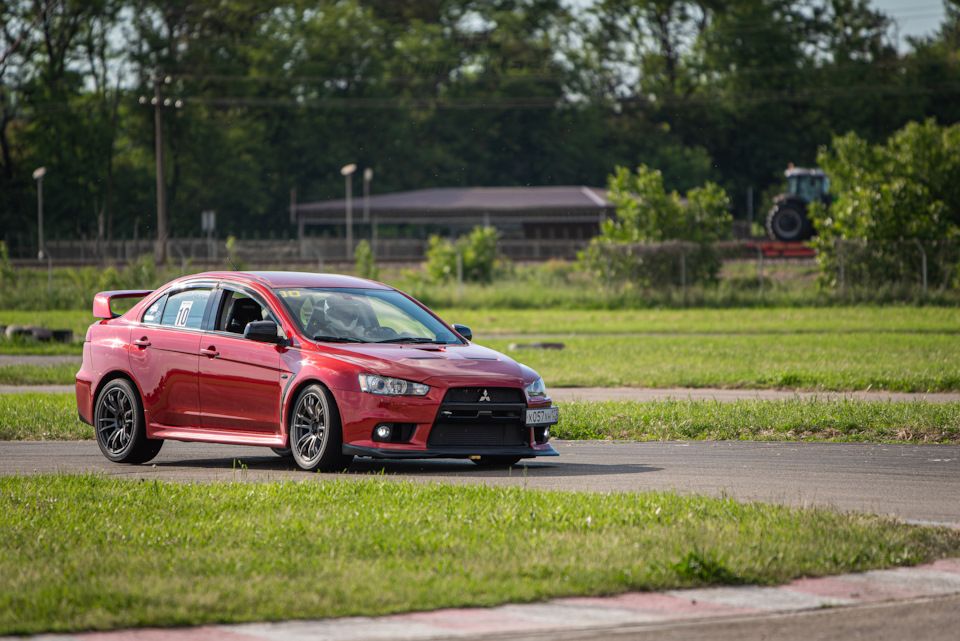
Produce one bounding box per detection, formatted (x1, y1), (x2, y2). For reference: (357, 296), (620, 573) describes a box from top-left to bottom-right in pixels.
(148, 424), (286, 449)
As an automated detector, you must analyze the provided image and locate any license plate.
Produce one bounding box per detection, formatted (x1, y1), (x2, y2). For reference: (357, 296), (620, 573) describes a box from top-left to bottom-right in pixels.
(526, 406), (559, 426)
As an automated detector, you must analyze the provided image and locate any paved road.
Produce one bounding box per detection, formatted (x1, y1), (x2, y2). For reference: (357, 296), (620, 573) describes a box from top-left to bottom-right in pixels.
(4, 439), (959, 525)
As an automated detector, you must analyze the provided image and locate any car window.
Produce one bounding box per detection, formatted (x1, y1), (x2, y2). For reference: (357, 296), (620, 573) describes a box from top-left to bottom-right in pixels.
(274, 287), (461, 344)
(367, 297), (432, 336)
(159, 289), (211, 329)
(216, 291), (277, 335)
(142, 295), (166, 324)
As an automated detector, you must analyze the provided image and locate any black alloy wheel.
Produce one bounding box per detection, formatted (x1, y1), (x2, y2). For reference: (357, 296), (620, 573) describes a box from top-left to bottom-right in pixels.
(94, 378), (163, 464)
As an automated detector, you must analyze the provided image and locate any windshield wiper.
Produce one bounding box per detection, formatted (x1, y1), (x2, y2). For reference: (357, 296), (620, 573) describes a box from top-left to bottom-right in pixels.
(375, 337), (439, 344)
(313, 335), (366, 343)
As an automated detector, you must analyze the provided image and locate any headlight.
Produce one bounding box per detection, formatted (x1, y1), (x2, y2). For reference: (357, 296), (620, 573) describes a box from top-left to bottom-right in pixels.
(525, 377), (547, 398)
(358, 374), (430, 396)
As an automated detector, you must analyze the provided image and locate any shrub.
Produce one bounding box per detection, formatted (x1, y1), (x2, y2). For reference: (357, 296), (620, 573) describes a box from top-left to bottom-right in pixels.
(425, 226), (501, 284)
(580, 165), (731, 289)
(354, 239), (379, 281)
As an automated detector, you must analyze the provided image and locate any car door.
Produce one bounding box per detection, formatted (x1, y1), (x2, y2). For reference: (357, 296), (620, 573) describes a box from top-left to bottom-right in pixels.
(198, 288), (285, 433)
(128, 286), (213, 428)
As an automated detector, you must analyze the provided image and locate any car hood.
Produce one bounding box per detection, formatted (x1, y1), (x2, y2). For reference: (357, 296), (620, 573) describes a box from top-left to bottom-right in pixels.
(314, 341), (525, 383)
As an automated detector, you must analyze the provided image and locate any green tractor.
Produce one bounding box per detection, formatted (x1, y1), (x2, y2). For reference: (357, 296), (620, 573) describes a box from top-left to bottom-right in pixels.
(765, 166), (830, 241)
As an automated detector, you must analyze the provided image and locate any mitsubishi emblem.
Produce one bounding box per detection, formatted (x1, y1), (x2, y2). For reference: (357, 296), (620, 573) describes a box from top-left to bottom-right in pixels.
(479, 389), (491, 402)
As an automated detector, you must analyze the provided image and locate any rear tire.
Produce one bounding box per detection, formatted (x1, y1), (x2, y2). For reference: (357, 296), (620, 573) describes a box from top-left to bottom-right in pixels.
(289, 384), (353, 472)
(766, 204), (812, 241)
(94, 379), (163, 464)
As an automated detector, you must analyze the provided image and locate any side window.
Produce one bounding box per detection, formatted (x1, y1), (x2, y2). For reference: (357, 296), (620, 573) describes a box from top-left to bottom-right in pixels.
(217, 291), (276, 335)
(141, 295), (166, 324)
(160, 289), (211, 329)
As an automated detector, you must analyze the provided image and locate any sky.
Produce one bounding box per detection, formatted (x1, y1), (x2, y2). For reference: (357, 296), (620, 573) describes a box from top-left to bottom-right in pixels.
(872, 0), (947, 48)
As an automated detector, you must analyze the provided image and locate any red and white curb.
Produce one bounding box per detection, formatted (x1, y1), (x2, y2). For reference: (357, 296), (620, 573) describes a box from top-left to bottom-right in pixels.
(10, 558), (960, 641)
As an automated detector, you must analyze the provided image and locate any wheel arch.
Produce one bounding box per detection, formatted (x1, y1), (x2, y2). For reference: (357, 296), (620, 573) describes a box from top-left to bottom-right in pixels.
(281, 377), (342, 446)
(93, 370), (143, 411)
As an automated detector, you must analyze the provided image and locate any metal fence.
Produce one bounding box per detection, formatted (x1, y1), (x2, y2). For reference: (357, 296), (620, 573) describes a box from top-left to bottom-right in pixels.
(13, 238), (958, 298)
(18, 236), (592, 267)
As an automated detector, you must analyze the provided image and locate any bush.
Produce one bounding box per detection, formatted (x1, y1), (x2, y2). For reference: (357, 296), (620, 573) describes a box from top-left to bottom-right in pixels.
(579, 165), (731, 289)
(812, 119), (960, 293)
(425, 226), (502, 284)
(354, 239), (379, 281)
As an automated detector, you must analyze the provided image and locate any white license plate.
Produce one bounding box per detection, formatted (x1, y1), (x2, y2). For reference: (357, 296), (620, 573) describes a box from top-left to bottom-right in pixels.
(526, 406), (559, 426)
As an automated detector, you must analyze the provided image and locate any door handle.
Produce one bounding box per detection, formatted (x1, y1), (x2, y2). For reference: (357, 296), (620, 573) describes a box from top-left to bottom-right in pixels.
(133, 337), (151, 348)
(200, 346), (219, 358)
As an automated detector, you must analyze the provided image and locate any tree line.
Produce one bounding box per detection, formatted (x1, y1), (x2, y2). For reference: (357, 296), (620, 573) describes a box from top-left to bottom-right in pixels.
(2, 0), (960, 258)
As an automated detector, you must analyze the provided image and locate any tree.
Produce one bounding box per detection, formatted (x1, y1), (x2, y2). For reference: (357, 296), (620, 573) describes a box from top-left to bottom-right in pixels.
(581, 165), (731, 288)
(811, 119), (960, 291)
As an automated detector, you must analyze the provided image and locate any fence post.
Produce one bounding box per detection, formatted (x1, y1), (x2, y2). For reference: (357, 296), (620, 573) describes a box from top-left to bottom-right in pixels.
(456, 248), (463, 299)
(913, 239), (927, 294)
(680, 248), (686, 303)
(756, 245), (764, 300)
(837, 239), (845, 299)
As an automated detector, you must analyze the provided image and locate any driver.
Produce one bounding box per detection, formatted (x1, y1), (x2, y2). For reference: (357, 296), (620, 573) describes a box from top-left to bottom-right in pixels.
(323, 295), (366, 339)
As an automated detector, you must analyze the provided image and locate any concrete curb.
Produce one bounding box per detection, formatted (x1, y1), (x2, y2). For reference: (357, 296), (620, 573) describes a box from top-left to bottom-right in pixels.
(8, 558), (960, 641)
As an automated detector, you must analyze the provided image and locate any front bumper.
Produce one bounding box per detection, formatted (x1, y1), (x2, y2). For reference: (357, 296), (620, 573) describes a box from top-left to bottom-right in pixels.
(343, 442), (559, 459)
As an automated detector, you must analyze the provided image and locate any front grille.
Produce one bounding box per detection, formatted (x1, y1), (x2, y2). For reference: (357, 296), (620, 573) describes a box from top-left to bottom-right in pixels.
(428, 425), (524, 447)
(428, 386), (528, 448)
(442, 387), (525, 404)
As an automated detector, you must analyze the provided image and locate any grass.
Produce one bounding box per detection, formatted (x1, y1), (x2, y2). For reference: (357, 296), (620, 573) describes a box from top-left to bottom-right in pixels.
(435, 306), (960, 336)
(0, 363), (79, 386)
(3, 393), (958, 444)
(0, 394), (89, 440)
(2, 474), (959, 635)
(482, 333), (960, 392)
(555, 399), (960, 443)
(3, 308), (958, 392)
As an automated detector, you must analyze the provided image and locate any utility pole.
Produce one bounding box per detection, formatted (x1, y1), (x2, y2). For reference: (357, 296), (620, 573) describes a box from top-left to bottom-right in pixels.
(153, 75), (167, 264)
(140, 74), (181, 265)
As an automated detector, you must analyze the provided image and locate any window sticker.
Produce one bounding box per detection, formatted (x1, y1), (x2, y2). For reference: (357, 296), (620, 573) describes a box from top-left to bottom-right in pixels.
(174, 300), (194, 327)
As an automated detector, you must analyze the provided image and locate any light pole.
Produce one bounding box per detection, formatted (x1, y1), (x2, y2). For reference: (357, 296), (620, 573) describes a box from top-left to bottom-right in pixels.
(363, 167), (375, 253)
(33, 167), (46, 260)
(363, 168), (373, 222)
(341, 163), (356, 259)
(33, 166), (51, 292)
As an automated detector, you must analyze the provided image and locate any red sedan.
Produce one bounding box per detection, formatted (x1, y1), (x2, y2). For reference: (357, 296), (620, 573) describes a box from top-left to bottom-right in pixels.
(76, 271), (559, 471)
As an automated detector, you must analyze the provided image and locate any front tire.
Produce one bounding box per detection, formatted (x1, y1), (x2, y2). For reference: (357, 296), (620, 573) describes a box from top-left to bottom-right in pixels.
(94, 379), (163, 464)
(289, 384), (353, 472)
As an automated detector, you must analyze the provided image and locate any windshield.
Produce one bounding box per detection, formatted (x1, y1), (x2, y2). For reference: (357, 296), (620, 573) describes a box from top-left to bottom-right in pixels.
(273, 287), (463, 344)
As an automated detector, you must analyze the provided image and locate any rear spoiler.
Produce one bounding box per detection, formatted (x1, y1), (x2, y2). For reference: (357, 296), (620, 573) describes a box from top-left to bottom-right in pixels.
(93, 290), (154, 319)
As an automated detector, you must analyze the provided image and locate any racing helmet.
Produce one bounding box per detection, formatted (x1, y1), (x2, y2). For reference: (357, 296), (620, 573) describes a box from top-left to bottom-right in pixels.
(323, 295), (363, 334)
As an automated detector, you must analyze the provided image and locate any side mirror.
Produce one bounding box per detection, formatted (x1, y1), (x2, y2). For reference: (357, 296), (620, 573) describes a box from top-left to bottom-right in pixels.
(453, 324), (472, 341)
(244, 320), (284, 344)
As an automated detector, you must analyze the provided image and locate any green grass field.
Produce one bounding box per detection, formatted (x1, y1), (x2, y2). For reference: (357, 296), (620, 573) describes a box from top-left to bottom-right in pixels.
(483, 333), (960, 391)
(3, 474), (958, 635)
(3, 307), (958, 391)
(3, 393), (957, 444)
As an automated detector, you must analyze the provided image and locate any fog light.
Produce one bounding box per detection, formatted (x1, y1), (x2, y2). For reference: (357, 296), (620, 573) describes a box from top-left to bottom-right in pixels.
(374, 424), (392, 442)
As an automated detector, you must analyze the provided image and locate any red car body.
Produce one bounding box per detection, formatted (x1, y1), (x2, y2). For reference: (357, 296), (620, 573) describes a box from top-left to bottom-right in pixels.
(76, 271), (558, 471)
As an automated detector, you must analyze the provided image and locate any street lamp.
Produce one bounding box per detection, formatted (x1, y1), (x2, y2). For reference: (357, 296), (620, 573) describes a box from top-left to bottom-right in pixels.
(32, 166), (52, 291)
(33, 167), (46, 260)
(341, 163), (357, 259)
(363, 168), (373, 222)
(363, 168), (375, 253)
